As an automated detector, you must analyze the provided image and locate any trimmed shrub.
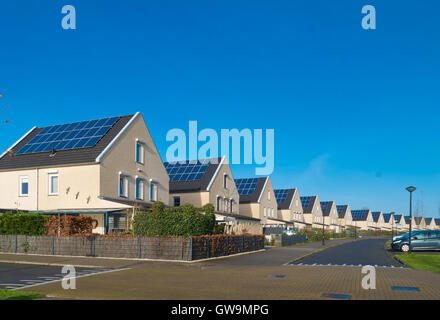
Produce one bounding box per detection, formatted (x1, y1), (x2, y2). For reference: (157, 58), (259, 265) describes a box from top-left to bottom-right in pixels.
(0, 211), (48, 235)
(46, 215), (93, 236)
(133, 202), (217, 237)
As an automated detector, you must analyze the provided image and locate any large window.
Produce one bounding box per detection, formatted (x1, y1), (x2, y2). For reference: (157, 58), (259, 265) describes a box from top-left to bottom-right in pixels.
(48, 174), (59, 195)
(119, 174), (129, 198)
(136, 141), (145, 164)
(150, 182), (158, 201)
(19, 176), (29, 196)
(135, 178), (144, 200)
(216, 197), (222, 211)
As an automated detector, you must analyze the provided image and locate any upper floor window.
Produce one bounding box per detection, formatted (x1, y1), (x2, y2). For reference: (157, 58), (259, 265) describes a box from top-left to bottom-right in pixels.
(173, 196), (181, 207)
(49, 174), (59, 196)
(216, 196), (222, 211)
(223, 174), (228, 189)
(230, 199), (234, 213)
(268, 192), (271, 201)
(150, 182), (158, 202)
(20, 176), (29, 196)
(135, 178), (144, 200)
(136, 140), (145, 164)
(119, 174), (129, 198)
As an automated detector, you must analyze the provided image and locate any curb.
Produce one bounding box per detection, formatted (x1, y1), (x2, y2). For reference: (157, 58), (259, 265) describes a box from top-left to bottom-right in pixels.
(0, 249), (267, 266)
(0, 259), (105, 269)
(284, 238), (359, 265)
(393, 254), (409, 267)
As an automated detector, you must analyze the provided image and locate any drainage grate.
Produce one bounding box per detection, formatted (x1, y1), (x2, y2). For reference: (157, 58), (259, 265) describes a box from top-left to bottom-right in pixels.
(392, 286), (420, 292)
(266, 275), (286, 278)
(322, 293), (351, 299)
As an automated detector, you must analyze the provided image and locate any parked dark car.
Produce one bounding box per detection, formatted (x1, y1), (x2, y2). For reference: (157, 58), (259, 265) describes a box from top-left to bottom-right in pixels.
(391, 230), (440, 252)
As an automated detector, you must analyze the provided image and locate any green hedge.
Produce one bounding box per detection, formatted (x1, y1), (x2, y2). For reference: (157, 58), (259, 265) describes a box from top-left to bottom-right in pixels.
(0, 212), (49, 235)
(133, 202), (216, 237)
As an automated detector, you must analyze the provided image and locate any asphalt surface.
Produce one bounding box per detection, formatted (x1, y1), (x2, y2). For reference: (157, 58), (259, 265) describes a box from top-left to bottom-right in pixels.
(0, 262), (118, 290)
(289, 237), (401, 267)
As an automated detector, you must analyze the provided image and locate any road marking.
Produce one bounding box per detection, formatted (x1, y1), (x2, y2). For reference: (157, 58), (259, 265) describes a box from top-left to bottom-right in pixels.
(0, 268), (130, 290)
(287, 263), (406, 269)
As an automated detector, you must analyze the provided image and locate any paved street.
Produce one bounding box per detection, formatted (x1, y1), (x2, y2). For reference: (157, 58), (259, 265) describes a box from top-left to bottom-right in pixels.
(0, 262), (124, 290)
(0, 237), (439, 299)
(289, 237), (402, 268)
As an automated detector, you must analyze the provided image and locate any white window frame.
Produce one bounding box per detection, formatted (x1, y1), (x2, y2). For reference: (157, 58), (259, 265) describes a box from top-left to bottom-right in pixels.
(216, 196), (222, 212)
(150, 182), (158, 202)
(19, 176), (29, 197)
(119, 173), (129, 198)
(135, 177), (145, 200)
(48, 174), (59, 196)
(135, 140), (145, 164)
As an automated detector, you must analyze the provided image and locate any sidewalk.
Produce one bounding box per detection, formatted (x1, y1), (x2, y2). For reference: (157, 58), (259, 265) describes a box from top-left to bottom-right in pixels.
(0, 237), (356, 269)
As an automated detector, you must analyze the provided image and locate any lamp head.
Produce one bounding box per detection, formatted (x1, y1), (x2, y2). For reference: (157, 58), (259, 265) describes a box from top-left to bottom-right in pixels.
(406, 186), (416, 193)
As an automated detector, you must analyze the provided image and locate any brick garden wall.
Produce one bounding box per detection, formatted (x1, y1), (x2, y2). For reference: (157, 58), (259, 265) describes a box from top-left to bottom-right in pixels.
(0, 234), (263, 261)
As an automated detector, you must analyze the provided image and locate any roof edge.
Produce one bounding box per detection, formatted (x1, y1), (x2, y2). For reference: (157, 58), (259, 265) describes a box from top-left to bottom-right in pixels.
(95, 112), (140, 163)
(257, 177), (269, 203)
(206, 156), (225, 191)
(0, 126), (37, 159)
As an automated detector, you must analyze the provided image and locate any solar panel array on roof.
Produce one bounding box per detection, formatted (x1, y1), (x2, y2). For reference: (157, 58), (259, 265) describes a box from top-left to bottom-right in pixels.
(16, 117), (120, 155)
(234, 178), (259, 195)
(164, 160), (211, 182)
(372, 212), (381, 221)
(274, 189), (289, 203)
(351, 210), (369, 220)
(394, 214), (402, 222)
(336, 205), (346, 214)
(300, 196), (313, 209)
(320, 201), (331, 213)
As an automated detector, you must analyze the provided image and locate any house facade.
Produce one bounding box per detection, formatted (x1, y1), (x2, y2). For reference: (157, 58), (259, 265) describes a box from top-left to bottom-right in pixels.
(382, 213), (395, 232)
(301, 196), (324, 229)
(320, 201), (340, 232)
(274, 188), (309, 230)
(351, 209), (374, 231)
(164, 157), (261, 234)
(235, 177), (279, 227)
(0, 112), (170, 234)
(372, 211), (385, 230)
(336, 205), (353, 231)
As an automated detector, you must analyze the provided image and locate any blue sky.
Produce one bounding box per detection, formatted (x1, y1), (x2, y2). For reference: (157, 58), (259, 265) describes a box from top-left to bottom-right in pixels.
(0, 1), (439, 217)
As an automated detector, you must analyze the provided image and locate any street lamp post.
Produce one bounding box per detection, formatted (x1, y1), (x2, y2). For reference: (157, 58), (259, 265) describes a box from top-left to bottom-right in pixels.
(322, 217), (325, 246)
(406, 186), (416, 253)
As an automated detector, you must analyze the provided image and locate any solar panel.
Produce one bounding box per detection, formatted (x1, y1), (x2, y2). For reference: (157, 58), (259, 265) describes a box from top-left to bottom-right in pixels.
(351, 210), (369, 220)
(234, 178), (259, 195)
(300, 196), (313, 209)
(320, 201), (331, 214)
(16, 116), (119, 154)
(274, 189), (290, 203)
(164, 160), (211, 182)
(336, 205), (346, 214)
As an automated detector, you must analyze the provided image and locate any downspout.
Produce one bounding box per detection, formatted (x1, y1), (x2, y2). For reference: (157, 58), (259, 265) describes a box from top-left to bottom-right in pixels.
(36, 168), (39, 212)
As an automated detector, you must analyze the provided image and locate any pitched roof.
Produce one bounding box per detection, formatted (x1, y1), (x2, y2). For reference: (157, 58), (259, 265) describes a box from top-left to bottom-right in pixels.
(336, 205), (349, 218)
(234, 177), (267, 204)
(404, 216), (411, 224)
(274, 188), (296, 210)
(300, 196), (318, 214)
(425, 217), (433, 225)
(0, 114), (134, 170)
(394, 214), (402, 222)
(351, 210), (370, 221)
(414, 217), (423, 225)
(435, 218), (440, 226)
(165, 157), (223, 193)
(382, 213), (393, 223)
(372, 211), (382, 222)
(320, 201), (335, 217)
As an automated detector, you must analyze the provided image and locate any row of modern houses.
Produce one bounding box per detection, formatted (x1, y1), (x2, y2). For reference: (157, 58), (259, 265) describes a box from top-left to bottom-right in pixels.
(0, 112), (439, 235)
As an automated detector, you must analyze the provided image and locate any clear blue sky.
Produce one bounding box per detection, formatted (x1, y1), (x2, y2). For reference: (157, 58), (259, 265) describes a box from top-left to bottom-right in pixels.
(0, 1), (439, 217)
